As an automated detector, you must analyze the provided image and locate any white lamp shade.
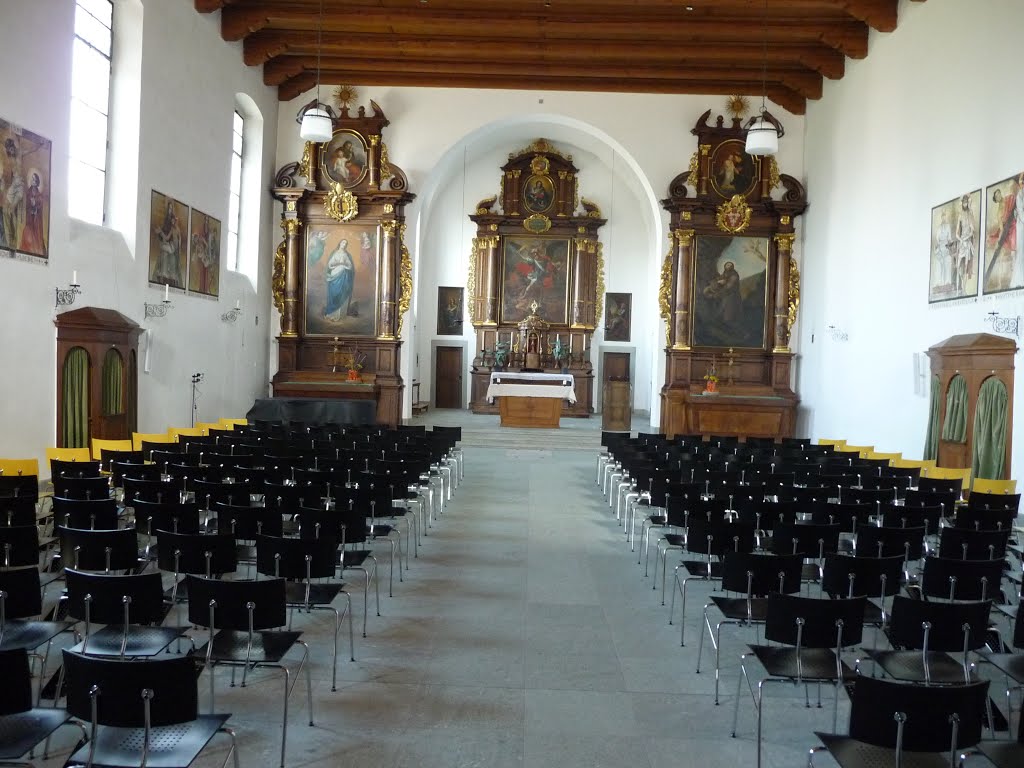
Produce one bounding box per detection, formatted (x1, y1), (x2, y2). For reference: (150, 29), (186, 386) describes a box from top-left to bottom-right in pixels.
(299, 106), (334, 143)
(744, 117), (779, 156)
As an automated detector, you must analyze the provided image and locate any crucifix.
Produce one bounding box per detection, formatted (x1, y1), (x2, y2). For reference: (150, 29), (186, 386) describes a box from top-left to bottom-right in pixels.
(330, 337), (342, 373)
(725, 347), (737, 386)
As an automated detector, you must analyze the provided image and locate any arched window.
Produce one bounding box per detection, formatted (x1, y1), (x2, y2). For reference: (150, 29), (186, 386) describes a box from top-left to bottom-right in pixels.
(229, 94), (264, 285)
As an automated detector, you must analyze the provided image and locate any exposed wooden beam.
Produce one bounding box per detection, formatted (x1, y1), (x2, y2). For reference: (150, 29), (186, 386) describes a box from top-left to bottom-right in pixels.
(194, 0), (225, 12)
(841, 0), (898, 32)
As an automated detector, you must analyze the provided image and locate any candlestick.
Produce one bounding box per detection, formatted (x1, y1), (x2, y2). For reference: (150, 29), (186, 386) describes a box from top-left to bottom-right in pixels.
(164, 283), (170, 301)
(235, 299), (240, 310)
(72, 270), (78, 285)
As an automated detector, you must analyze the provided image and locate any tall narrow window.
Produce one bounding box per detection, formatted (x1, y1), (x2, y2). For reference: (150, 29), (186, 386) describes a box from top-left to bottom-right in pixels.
(69, 0), (113, 225)
(227, 111), (244, 270)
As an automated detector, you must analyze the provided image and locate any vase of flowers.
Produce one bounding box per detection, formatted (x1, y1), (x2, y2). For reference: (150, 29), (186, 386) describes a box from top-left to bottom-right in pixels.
(703, 357), (719, 394)
(346, 350), (366, 381)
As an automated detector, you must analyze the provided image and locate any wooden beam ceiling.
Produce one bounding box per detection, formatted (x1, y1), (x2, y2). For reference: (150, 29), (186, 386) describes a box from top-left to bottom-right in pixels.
(196, 0), (926, 115)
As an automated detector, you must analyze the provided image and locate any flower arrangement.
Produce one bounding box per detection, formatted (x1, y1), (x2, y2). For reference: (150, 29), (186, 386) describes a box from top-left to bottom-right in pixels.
(344, 350), (367, 380)
(703, 357), (719, 393)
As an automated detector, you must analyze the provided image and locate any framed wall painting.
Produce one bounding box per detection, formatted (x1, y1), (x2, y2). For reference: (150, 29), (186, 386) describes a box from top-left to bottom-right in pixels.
(187, 208), (221, 297)
(321, 129), (368, 187)
(148, 191), (189, 290)
(709, 138), (758, 199)
(691, 235), (768, 349)
(604, 292), (631, 341)
(499, 236), (570, 324)
(929, 189), (981, 303)
(0, 117), (52, 260)
(303, 223), (379, 336)
(437, 286), (464, 335)
(982, 172), (1024, 295)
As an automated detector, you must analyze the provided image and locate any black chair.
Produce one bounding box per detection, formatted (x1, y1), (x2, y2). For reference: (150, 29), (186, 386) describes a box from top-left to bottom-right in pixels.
(975, 607), (1024, 739)
(768, 522), (841, 581)
(878, 502), (944, 539)
(863, 595), (992, 684)
(918, 476), (964, 496)
(966, 491), (1020, 513)
(52, 475), (109, 501)
(0, 497), (35, 528)
(255, 534), (354, 690)
(0, 648), (85, 765)
(0, 525), (42, 568)
(186, 575), (312, 768)
(51, 496), (120, 530)
(132, 499), (202, 537)
(122, 476), (183, 506)
(49, 458), (102, 479)
(954, 505), (1019, 532)
(0, 476), (38, 503)
(63, 569), (185, 658)
(919, 555), (1006, 602)
(696, 551), (805, 703)
(732, 594), (866, 768)
(938, 526), (1011, 560)
(61, 649), (239, 768)
(975, 709), (1024, 768)
(821, 553), (904, 629)
(56, 526), (141, 573)
(808, 674), (990, 768)
(854, 525), (925, 582)
(155, 530), (238, 616)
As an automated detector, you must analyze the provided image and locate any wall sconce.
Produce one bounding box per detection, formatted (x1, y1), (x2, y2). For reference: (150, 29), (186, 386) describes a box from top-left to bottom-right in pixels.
(55, 271), (82, 309)
(827, 325), (849, 342)
(146, 283), (173, 318)
(985, 311), (1019, 338)
(221, 300), (242, 323)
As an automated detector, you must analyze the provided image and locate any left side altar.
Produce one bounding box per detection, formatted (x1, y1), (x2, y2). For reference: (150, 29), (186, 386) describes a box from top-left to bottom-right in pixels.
(270, 101), (414, 427)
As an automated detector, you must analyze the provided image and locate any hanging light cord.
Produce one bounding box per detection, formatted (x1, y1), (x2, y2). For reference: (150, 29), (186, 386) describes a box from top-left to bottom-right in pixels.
(759, 0), (768, 117)
(314, 0), (325, 105)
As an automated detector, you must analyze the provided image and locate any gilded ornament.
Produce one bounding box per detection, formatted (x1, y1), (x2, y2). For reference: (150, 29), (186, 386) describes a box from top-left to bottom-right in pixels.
(380, 220), (397, 237)
(299, 142), (314, 182)
(283, 218), (302, 236)
(324, 183), (358, 222)
(523, 214), (552, 233)
(581, 198), (603, 219)
(725, 95), (750, 118)
(774, 232), (796, 252)
(467, 240), (479, 323)
(530, 156), (550, 175)
(595, 243), (605, 329)
(333, 84), (358, 110)
(368, 134), (380, 147)
(489, 224), (498, 232)
(383, 203), (394, 214)
(271, 239), (286, 316)
(780, 215), (791, 226)
(475, 195), (497, 215)
(700, 144), (711, 157)
(397, 243), (413, 337)
(715, 195), (752, 234)
(508, 138), (570, 163)
(768, 158), (781, 192)
(686, 150), (700, 188)
(787, 257), (800, 334)
(674, 228), (695, 248)
(658, 237), (674, 346)
(681, 211), (692, 221)
(574, 177), (579, 214)
(379, 141), (393, 181)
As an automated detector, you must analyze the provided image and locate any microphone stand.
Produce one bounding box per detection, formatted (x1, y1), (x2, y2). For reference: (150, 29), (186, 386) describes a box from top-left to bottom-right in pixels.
(191, 373), (204, 427)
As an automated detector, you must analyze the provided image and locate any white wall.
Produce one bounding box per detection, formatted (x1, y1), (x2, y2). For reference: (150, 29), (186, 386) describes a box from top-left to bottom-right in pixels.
(0, 0), (279, 471)
(276, 88), (806, 423)
(799, 0), (1024, 477)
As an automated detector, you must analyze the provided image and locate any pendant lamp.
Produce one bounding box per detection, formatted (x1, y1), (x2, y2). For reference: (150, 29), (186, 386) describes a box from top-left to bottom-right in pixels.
(297, 0), (335, 143)
(744, 0), (782, 156)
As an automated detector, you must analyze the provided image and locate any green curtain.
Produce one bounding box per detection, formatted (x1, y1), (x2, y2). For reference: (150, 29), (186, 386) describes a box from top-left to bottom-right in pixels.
(102, 349), (124, 415)
(941, 374), (968, 443)
(971, 376), (1009, 480)
(923, 374), (940, 460)
(62, 348), (89, 448)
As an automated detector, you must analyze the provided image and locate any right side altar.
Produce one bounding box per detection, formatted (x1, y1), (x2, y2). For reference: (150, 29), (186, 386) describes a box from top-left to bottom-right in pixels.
(659, 110), (807, 439)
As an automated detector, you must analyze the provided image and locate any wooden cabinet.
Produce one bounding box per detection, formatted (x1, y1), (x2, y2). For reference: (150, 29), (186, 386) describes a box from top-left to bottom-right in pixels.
(602, 380), (631, 431)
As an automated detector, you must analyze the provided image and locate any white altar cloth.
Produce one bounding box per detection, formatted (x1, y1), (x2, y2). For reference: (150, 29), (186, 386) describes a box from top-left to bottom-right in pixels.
(486, 372), (576, 403)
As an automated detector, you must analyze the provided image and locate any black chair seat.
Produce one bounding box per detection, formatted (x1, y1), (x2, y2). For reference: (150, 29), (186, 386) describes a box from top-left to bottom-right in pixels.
(0, 707), (76, 759)
(339, 549), (373, 568)
(816, 732), (955, 768)
(66, 713), (230, 768)
(862, 600), (886, 627)
(710, 595), (768, 623)
(976, 740), (1024, 768)
(976, 651), (1024, 683)
(283, 581), (344, 607)
(0, 620), (73, 652)
(680, 560), (723, 579)
(864, 649), (974, 684)
(71, 625), (186, 657)
(198, 629), (303, 664)
(750, 646), (856, 682)
(663, 533), (684, 547)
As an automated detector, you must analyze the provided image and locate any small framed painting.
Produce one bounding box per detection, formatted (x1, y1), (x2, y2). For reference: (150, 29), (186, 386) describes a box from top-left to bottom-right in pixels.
(437, 286), (464, 335)
(187, 209), (221, 297)
(148, 191), (189, 290)
(321, 129), (368, 187)
(929, 190), (981, 303)
(981, 173), (1024, 295)
(604, 292), (631, 341)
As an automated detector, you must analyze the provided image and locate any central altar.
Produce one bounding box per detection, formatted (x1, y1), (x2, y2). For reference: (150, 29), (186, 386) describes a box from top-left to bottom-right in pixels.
(486, 372), (576, 428)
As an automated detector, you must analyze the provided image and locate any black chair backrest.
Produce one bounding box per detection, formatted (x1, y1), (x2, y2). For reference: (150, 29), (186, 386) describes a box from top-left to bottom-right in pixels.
(938, 527), (1011, 560)
(141, 443), (181, 462)
(917, 477), (963, 496)
(132, 500), (201, 536)
(62, 649), (200, 727)
(0, 475), (38, 503)
(0, 525), (40, 568)
(0, 497), (35, 527)
(0, 565), (43, 618)
(822, 553), (904, 599)
(904, 489), (958, 517)
(213, 502), (283, 539)
(255, 534), (338, 580)
(51, 497), (119, 530)
(720, 551), (804, 596)
(64, 568), (167, 624)
(764, 593), (866, 648)
(1013, 606), (1024, 651)
(99, 449), (144, 473)
(808, 501), (872, 531)
(919, 556), (1005, 601)
(123, 476), (181, 506)
(155, 531), (237, 576)
(953, 506), (1018, 531)
(855, 525), (925, 561)
(52, 475), (109, 501)
(888, 595), (991, 651)
(878, 503), (943, 534)
(190, 479), (254, 509)
(966, 491), (1020, 512)
(0, 648), (33, 715)
(770, 522), (841, 559)
(295, 507), (346, 542)
(50, 458), (102, 479)
(186, 575), (287, 631)
(57, 525), (139, 572)
(112, 461), (161, 485)
(848, 675), (989, 752)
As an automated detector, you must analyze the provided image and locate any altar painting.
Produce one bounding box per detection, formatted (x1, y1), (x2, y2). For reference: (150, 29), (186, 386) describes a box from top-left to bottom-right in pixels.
(691, 235), (768, 348)
(499, 236), (570, 323)
(303, 224), (379, 336)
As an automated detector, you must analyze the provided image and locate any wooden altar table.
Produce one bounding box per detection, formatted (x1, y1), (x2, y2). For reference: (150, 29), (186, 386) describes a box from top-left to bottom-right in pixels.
(486, 372), (576, 428)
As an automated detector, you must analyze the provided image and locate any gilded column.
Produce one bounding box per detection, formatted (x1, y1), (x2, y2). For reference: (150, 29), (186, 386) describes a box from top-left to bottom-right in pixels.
(281, 207), (303, 338)
(773, 233), (796, 352)
(672, 228), (695, 350)
(484, 233), (500, 325)
(571, 236), (593, 328)
(379, 220), (397, 338)
(367, 134), (380, 189)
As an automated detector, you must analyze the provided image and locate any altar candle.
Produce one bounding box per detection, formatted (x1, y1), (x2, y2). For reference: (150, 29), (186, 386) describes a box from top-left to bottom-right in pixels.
(235, 299), (241, 310)
(164, 283), (170, 301)
(72, 270), (78, 285)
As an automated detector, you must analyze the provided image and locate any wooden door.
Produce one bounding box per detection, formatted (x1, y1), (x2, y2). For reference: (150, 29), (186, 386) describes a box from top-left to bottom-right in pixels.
(602, 351), (631, 430)
(435, 346), (463, 409)
(603, 352), (630, 383)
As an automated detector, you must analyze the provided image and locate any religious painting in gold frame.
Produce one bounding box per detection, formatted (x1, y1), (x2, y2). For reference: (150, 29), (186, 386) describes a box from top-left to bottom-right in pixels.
(981, 173), (1024, 295)
(303, 223), (380, 337)
(321, 129), (368, 187)
(523, 174), (555, 214)
(499, 236), (570, 324)
(691, 235), (769, 349)
(708, 139), (758, 199)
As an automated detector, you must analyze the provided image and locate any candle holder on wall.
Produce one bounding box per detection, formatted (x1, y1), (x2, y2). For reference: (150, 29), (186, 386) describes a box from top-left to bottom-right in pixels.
(220, 306), (242, 323)
(55, 282), (82, 309)
(144, 300), (172, 319)
(985, 311), (1020, 339)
